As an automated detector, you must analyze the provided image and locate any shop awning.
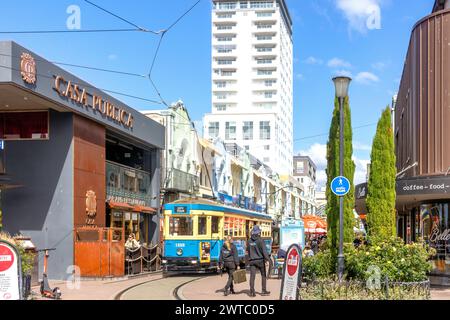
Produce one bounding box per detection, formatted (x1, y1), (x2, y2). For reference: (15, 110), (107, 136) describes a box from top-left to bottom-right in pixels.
(133, 206), (157, 214)
(107, 201), (134, 210)
(303, 215), (327, 234)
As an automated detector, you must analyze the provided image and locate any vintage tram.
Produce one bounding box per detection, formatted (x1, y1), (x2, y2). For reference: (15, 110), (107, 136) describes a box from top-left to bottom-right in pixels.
(161, 198), (273, 273)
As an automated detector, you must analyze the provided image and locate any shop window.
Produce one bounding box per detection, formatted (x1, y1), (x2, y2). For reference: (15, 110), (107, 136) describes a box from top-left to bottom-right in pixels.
(169, 216), (193, 236)
(212, 216), (220, 234)
(198, 216), (207, 236)
(0, 111), (49, 140)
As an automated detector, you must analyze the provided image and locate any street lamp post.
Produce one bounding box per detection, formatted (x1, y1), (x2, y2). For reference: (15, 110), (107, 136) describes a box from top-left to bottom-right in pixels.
(332, 76), (352, 282)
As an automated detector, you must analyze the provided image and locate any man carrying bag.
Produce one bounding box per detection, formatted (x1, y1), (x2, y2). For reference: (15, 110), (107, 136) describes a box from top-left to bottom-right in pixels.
(247, 225), (271, 297)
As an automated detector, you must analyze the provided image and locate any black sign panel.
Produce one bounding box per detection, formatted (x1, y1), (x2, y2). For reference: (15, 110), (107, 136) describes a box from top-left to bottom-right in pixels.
(355, 183), (368, 200)
(397, 176), (450, 196)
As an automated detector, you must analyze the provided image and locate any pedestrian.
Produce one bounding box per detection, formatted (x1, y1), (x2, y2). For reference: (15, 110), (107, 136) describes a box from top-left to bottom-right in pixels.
(125, 233), (140, 250)
(219, 235), (239, 296)
(302, 244), (314, 258)
(310, 236), (319, 254)
(247, 225), (271, 297)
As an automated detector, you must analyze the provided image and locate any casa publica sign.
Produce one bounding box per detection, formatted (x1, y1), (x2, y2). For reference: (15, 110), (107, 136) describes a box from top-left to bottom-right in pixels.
(53, 75), (134, 128)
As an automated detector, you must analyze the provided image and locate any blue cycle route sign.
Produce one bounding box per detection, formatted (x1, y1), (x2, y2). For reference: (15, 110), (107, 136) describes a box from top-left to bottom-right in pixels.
(331, 176), (351, 197)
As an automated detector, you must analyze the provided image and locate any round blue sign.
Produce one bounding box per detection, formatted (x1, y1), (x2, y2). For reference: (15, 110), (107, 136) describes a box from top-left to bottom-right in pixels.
(331, 176), (351, 196)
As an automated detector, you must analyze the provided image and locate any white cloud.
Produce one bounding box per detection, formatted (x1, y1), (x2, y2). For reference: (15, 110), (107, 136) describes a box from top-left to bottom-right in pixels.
(371, 61), (387, 71)
(296, 73), (305, 80)
(328, 58), (352, 68)
(299, 143), (370, 188)
(107, 54), (118, 61)
(354, 141), (371, 151)
(304, 56), (323, 65)
(335, 0), (382, 33)
(333, 70), (353, 78)
(355, 71), (379, 84)
(299, 142), (370, 189)
(353, 156), (370, 185)
(299, 144), (327, 187)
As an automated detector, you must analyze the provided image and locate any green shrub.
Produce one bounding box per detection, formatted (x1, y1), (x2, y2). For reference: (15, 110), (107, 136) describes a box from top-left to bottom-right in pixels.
(303, 248), (336, 280)
(345, 237), (434, 282)
(303, 237), (434, 283)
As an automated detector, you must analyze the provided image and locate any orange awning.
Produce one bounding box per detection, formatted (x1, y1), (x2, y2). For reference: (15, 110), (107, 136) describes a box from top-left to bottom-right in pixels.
(133, 206), (157, 214)
(107, 201), (134, 210)
(302, 215), (327, 234)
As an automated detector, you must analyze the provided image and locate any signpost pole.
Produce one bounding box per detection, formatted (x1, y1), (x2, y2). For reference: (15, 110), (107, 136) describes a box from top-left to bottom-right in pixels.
(337, 96), (345, 282)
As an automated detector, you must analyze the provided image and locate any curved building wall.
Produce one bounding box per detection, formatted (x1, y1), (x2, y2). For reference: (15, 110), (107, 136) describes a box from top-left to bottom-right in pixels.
(395, 9), (450, 178)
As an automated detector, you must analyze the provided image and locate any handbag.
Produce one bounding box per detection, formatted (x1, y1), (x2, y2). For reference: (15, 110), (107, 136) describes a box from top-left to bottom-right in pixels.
(232, 269), (247, 284)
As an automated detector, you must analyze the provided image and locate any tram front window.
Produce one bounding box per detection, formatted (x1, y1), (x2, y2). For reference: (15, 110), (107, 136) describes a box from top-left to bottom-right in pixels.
(211, 217), (220, 235)
(169, 217), (193, 236)
(198, 217), (207, 235)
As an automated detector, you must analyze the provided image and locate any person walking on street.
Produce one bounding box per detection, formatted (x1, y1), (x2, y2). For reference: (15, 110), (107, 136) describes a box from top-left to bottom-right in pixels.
(219, 236), (239, 296)
(302, 244), (314, 258)
(311, 236), (319, 254)
(247, 225), (270, 297)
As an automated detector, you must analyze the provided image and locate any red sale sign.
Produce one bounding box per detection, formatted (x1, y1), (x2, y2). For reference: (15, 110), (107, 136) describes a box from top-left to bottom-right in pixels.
(0, 245), (15, 272)
(280, 244), (302, 300)
(286, 248), (300, 277)
(0, 241), (21, 300)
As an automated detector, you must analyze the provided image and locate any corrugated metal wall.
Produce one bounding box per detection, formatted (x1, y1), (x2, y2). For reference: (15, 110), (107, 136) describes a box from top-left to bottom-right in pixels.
(396, 9), (450, 177)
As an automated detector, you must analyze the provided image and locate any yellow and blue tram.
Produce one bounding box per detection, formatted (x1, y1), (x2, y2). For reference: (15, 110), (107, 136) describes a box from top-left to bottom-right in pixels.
(162, 198), (273, 273)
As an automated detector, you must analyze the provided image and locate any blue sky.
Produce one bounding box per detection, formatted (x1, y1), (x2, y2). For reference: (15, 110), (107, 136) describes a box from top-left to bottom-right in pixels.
(0, 0), (435, 186)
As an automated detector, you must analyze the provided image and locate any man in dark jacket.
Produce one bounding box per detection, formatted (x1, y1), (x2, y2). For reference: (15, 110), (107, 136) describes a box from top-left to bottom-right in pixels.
(219, 236), (240, 296)
(247, 225), (270, 297)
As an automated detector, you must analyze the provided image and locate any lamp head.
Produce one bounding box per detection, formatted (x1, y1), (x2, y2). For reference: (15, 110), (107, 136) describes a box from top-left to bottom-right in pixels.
(332, 76), (352, 99)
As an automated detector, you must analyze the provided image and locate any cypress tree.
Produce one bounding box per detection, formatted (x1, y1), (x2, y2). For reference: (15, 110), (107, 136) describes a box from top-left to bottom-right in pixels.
(366, 107), (397, 239)
(326, 97), (356, 250)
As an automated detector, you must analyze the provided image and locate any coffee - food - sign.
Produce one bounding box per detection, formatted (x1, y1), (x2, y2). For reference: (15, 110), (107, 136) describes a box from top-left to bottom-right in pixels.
(0, 240), (23, 300)
(280, 244), (302, 300)
(397, 176), (450, 196)
(53, 75), (134, 128)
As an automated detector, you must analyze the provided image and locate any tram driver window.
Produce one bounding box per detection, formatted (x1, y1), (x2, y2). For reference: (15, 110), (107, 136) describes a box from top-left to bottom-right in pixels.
(211, 216), (220, 235)
(169, 217), (193, 236)
(198, 216), (207, 235)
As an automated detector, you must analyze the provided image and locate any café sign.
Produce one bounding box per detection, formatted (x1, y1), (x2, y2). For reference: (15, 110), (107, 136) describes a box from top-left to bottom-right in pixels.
(53, 75), (134, 128)
(397, 177), (450, 196)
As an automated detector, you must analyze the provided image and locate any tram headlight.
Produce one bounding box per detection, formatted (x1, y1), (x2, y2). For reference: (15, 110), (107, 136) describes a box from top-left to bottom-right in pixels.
(162, 259), (168, 264)
(191, 260), (198, 264)
(176, 248), (183, 256)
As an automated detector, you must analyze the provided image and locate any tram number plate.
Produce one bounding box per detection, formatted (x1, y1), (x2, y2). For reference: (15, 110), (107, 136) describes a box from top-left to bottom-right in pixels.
(174, 206), (188, 214)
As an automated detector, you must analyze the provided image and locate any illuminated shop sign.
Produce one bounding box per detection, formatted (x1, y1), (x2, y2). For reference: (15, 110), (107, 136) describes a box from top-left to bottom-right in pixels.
(53, 75), (134, 128)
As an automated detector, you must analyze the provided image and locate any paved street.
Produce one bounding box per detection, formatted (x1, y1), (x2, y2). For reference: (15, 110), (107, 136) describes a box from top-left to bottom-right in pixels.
(119, 276), (199, 300)
(30, 273), (164, 300)
(178, 274), (282, 300)
(30, 272), (450, 300)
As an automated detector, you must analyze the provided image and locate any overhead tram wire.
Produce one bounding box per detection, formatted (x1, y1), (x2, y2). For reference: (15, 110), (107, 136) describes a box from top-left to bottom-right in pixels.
(0, 28), (143, 35)
(0, 64), (162, 105)
(0, 53), (147, 79)
(145, 0), (203, 108)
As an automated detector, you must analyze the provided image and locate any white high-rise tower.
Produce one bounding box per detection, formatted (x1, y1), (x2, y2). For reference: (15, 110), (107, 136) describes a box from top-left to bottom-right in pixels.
(203, 0), (294, 175)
